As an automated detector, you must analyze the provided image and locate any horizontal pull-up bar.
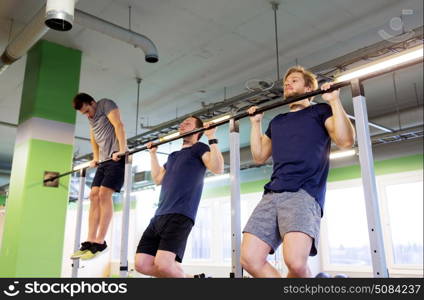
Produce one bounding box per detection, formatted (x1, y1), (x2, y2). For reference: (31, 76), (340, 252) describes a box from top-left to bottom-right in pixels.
(43, 81), (349, 183)
(43, 49), (423, 183)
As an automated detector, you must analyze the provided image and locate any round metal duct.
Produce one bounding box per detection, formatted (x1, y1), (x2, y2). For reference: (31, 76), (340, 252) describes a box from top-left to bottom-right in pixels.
(45, 0), (75, 31)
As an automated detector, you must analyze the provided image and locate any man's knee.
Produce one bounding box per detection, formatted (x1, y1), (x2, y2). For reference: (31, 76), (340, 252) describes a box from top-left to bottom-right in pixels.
(154, 257), (174, 276)
(134, 256), (154, 275)
(89, 189), (100, 203)
(240, 250), (266, 274)
(134, 260), (149, 274)
(285, 258), (308, 276)
(98, 188), (113, 202)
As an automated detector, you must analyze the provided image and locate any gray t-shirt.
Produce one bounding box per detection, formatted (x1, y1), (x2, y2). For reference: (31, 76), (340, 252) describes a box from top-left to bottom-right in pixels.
(89, 99), (120, 161)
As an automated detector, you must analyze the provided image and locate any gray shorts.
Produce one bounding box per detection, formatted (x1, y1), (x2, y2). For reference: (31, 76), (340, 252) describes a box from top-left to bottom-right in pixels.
(243, 189), (321, 256)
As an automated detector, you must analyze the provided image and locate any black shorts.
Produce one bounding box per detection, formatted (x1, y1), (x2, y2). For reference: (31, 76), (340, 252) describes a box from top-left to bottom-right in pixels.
(136, 214), (194, 263)
(91, 159), (125, 192)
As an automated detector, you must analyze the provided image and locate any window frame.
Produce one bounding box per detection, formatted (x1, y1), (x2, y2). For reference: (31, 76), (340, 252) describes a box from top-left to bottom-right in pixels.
(184, 198), (215, 263)
(377, 170), (423, 275)
(320, 178), (373, 273)
(320, 171), (424, 276)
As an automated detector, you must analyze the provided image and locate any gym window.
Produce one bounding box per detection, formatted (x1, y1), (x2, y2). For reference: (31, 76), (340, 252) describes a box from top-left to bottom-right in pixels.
(321, 170), (423, 276)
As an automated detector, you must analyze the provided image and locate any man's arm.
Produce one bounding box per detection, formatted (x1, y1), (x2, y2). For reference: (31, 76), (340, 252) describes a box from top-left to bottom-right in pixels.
(248, 106), (272, 164)
(90, 128), (100, 167)
(107, 108), (127, 160)
(321, 83), (355, 149)
(201, 123), (224, 174)
(146, 143), (166, 185)
(322, 83), (356, 149)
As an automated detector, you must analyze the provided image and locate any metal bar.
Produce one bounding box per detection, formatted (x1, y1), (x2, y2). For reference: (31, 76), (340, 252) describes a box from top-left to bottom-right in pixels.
(71, 168), (86, 278)
(45, 82), (348, 182)
(0, 120), (17, 128)
(391, 72), (402, 131)
(135, 78), (142, 136)
(233, 81), (350, 121)
(75, 136), (91, 141)
(130, 54), (421, 151)
(119, 153), (132, 277)
(133, 81), (349, 152)
(126, 88), (268, 145)
(310, 26), (423, 73)
(351, 78), (389, 278)
(68, 35), (422, 162)
(311, 98), (394, 133)
(229, 118), (242, 278)
(45, 56), (423, 183)
(346, 115), (394, 133)
(370, 124), (423, 139)
(44, 169), (78, 182)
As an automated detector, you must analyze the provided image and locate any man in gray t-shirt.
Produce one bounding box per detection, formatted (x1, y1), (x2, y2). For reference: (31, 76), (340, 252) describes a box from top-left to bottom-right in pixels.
(71, 93), (128, 260)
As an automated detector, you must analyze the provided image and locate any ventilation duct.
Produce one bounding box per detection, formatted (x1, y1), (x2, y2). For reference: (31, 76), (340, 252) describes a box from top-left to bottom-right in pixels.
(45, 0), (75, 31)
(0, 2), (158, 74)
(74, 9), (159, 63)
(0, 5), (49, 73)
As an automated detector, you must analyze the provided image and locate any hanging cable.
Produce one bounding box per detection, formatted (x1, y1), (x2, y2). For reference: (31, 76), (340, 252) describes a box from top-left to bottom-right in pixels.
(8, 18), (14, 42)
(128, 5), (132, 31)
(271, 2), (280, 82)
(392, 72), (402, 131)
(135, 77), (142, 136)
(413, 82), (420, 107)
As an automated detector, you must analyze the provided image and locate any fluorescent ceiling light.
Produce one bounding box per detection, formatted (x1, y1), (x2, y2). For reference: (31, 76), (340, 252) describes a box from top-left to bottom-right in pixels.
(336, 45), (423, 82)
(159, 131), (180, 142)
(329, 149), (356, 160)
(204, 173), (230, 183)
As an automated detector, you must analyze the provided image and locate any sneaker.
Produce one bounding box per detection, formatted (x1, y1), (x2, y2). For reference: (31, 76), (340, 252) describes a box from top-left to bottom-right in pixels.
(70, 241), (92, 259)
(80, 241), (108, 260)
(194, 273), (212, 278)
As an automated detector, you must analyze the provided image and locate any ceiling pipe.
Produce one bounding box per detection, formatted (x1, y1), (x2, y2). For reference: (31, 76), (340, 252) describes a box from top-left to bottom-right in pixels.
(0, 1), (81, 74)
(0, 4), (49, 74)
(0, 2), (158, 75)
(45, 0), (75, 31)
(74, 9), (159, 63)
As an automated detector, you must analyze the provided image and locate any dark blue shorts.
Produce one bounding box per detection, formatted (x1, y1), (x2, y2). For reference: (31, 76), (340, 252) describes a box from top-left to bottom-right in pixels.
(91, 159), (125, 192)
(136, 214), (194, 263)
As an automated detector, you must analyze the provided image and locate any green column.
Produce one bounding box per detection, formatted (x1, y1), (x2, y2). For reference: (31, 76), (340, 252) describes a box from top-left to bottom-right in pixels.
(0, 40), (81, 277)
